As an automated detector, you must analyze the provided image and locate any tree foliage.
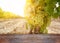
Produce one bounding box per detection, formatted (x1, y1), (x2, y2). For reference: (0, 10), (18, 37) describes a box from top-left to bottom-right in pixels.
(0, 8), (4, 18)
(25, 0), (60, 34)
(45, 0), (60, 18)
(0, 8), (21, 19)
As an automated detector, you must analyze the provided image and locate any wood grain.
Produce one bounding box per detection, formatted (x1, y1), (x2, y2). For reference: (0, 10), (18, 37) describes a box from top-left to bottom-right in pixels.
(0, 34), (60, 43)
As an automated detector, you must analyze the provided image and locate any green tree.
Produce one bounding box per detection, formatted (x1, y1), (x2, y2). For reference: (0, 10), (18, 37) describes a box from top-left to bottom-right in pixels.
(0, 8), (4, 18)
(45, 0), (60, 18)
(25, 0), (60, 34)
(0, 8), (20, 19)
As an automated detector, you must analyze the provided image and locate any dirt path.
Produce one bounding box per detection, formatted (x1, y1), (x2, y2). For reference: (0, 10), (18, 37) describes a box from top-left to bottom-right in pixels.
(0, 18), (60, 34)
(47, 19), (60, 34)
(0, 19), (30, 34)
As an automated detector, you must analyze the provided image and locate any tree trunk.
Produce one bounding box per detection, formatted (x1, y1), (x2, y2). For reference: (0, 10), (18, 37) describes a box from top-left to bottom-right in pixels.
(29, 28), (33, 34)
(34, 26), (40, 34)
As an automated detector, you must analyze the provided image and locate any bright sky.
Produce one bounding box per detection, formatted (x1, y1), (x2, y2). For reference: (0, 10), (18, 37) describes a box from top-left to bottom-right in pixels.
(0, 0), (26, 17)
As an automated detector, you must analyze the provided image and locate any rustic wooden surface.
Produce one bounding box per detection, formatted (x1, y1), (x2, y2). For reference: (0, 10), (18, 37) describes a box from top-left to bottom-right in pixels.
(0, 34), (60, 43)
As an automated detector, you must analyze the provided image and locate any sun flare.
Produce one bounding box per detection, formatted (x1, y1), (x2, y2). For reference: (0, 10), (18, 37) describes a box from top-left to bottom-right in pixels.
(0, 0), (26, 17)
(18, 0), (26, 17)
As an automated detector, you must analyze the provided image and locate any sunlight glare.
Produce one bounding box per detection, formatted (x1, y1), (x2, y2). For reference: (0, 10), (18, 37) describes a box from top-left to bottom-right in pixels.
(0, 0), (26, 17)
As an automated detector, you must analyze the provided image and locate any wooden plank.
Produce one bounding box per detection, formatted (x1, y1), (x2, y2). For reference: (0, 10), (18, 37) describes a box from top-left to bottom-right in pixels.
(0, 34), (60, 43)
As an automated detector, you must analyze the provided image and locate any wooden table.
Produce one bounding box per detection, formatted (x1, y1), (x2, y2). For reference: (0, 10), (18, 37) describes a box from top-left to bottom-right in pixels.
(0, 34), (60, 43)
